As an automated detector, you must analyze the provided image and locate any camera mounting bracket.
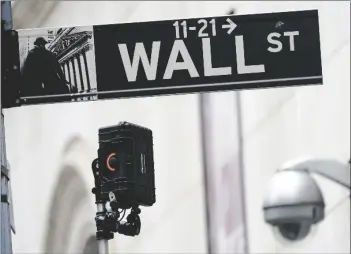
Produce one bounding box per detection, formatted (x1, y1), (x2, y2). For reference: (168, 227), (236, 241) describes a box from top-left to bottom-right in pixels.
(91, 158), (142, 243)
(279, 158), (350, 189)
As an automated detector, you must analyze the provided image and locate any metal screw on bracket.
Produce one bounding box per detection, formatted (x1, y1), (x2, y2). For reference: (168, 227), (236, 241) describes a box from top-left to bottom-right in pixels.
(109, 192), (116, 202)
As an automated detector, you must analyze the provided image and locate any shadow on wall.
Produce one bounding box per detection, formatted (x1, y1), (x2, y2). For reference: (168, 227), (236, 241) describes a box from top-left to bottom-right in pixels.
(43, 135), (98, 253)
(83, 235), (99, 254)
(43, 165), (97, 253)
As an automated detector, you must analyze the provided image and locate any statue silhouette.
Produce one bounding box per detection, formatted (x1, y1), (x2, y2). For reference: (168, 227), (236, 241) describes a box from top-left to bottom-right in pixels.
(21, 37), (70, 97)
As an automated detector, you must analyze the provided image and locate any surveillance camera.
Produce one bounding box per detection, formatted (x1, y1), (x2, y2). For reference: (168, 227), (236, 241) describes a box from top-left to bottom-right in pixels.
(274, 221), (312, 242)
(262, 170), (325, 242)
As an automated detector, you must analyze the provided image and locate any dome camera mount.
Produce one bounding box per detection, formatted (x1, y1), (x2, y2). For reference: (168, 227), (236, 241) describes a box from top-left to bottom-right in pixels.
(279, 157), (350, 189)
(263, 157), (350, 242)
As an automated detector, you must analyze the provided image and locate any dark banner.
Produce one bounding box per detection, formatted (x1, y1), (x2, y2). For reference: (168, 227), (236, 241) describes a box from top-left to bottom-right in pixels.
(2, 10), (322, 108)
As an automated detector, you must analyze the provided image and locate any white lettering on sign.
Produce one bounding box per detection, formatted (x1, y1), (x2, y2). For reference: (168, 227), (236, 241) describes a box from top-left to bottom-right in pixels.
(202, 38), (232, 77)
(118, 35), (269, 82)
(163, 40), (199, 80)
(118, 42), (161, 82)
(235, 35), (265, 74)
(267, 32), (282, 53)
(267, 31), (300, 53)
(284, 31), (299, 51)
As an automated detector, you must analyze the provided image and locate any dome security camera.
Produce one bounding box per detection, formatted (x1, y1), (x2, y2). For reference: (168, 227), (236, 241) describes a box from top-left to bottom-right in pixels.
(263, 170), (325, 241)
(262, 158), (350, 242)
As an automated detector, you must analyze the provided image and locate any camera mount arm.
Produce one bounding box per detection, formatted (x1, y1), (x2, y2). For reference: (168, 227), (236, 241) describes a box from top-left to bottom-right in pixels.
(279, 158), (350, 190)
(94, 202), (141, 237)
(108, 192), (141, 236)
(91, 158), (142, 254)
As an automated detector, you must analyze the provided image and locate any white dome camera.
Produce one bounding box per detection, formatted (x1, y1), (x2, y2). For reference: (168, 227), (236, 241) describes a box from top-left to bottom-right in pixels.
(262, 157), (350, 242)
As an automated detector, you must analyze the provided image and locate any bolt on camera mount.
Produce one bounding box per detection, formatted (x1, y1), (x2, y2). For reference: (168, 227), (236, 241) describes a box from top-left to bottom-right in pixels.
(92, 158), (142, 239)
(91, 121), (156, 251)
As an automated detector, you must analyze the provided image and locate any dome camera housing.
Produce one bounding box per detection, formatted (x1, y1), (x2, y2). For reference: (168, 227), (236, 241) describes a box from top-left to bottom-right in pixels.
(263, 170), (325, 242)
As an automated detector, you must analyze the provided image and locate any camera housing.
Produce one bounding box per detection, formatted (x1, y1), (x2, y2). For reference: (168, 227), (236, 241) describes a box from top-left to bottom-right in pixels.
(263, 170), (325, 241)
(97, 121), (155, 209)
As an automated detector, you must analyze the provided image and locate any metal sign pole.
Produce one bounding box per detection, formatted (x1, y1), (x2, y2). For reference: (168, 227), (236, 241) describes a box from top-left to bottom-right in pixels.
(1, 2), (15, 254)
(91, 159), (110, 254)
(1, 113), (13, 254)
(96, 203), (109, 254)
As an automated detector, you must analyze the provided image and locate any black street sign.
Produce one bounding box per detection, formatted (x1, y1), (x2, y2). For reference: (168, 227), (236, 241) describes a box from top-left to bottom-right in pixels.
(2, 9), (323, 108)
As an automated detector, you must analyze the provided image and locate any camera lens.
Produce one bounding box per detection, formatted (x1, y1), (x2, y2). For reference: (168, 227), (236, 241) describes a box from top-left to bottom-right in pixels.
(109, 156), (118, 170)
(278, 222), (311, 241)
(107, 153), (117, 172)
(280, 223), (300, 240)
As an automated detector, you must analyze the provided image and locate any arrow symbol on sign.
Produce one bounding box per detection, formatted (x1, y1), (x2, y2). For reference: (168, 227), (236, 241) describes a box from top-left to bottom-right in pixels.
(222, 18), (237, 34)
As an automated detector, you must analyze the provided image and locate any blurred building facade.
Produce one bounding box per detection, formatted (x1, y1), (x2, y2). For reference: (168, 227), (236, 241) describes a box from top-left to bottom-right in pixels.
(3, 1), (350, 254)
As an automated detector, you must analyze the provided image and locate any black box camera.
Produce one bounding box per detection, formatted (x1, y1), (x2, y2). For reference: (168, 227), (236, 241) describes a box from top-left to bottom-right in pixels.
(97, 121), (155, 209)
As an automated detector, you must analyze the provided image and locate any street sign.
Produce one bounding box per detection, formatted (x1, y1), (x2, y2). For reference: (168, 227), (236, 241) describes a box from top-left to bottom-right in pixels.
(2, 9), (323, 108)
